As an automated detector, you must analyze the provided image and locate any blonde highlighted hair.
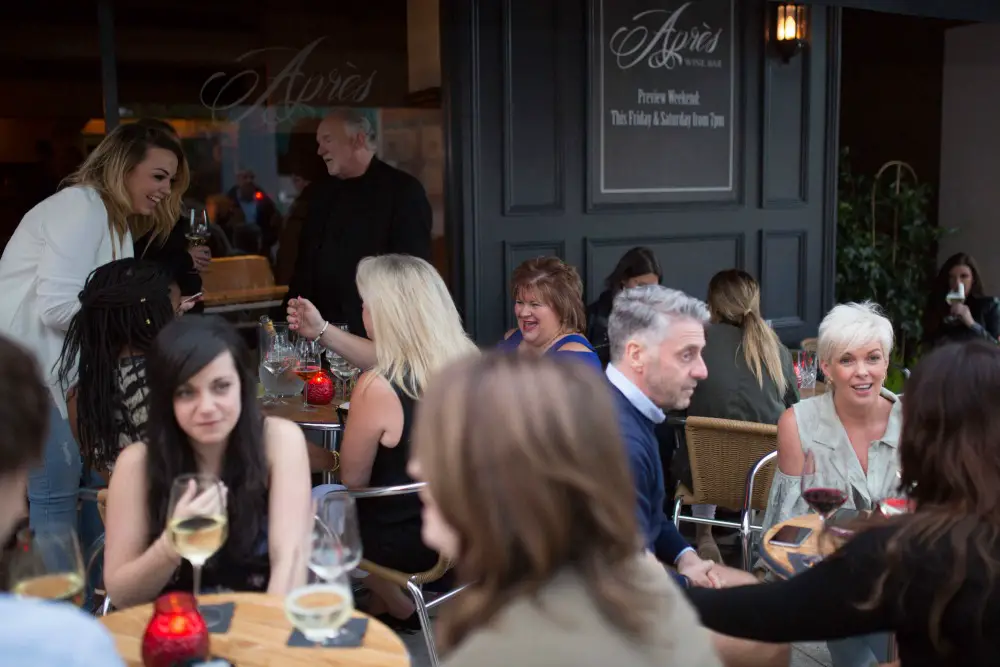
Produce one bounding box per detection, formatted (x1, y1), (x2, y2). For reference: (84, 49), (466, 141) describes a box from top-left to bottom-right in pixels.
(63, 121), (189, 250)
(818, 301), (894, 364)
(412, 353), (658, 651)
(707, 269), (788, 397)
(356, 254), (479, 398)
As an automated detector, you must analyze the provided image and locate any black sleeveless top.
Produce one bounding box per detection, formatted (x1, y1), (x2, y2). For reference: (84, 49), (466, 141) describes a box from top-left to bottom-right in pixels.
(356, 384), (422, 532)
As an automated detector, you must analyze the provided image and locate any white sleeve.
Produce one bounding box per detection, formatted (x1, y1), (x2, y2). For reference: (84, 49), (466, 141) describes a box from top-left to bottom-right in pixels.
(36, 189), (110, 332)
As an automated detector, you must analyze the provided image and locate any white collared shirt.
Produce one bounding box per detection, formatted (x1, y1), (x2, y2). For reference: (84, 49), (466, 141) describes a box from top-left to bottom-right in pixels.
(606, 363), (666, 425)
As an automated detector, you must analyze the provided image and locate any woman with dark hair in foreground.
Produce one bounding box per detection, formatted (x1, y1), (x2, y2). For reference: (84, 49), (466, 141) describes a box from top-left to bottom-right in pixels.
(688, 340), (1000, 666)
(103, 316), (311, 609)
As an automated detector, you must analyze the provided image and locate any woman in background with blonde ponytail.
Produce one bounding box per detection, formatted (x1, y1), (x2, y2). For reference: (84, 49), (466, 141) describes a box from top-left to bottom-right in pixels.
(680, 269), (798, 561)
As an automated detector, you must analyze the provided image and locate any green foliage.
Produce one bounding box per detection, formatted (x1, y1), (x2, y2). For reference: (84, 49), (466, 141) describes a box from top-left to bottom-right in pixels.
(836, 148), (950, 365)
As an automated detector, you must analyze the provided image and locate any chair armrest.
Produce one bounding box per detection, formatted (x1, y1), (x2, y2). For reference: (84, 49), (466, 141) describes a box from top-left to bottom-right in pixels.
(348, 482), (425, 499)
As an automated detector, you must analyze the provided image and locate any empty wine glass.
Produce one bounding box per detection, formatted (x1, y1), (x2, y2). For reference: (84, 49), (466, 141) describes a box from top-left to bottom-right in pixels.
(294, 337), (322, 412)
(166, 474), (228, 621)
(801, 449), (849, 530)
(260, 322), (295, 405)
(8, 525), (85, 606)
(325, 324), (354, 400)
(314, 492), (362, 572)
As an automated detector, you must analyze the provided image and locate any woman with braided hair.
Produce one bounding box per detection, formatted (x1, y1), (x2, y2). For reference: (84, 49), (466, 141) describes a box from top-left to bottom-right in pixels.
(57, 258), (184, 476)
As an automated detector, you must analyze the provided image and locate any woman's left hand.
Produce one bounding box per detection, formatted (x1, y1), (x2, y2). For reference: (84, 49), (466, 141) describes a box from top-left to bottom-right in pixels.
(951, 303), (975, 327)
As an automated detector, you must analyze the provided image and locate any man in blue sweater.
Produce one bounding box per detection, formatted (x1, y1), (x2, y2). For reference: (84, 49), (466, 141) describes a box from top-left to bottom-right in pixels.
(606, 284), (747, 587)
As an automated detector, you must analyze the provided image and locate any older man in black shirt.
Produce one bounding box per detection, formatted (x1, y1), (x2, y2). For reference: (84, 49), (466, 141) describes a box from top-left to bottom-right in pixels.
(285, 109), (432, 336)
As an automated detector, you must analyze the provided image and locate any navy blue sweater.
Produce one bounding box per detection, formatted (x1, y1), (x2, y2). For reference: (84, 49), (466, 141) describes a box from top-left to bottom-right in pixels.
(610, 384), (692, 564)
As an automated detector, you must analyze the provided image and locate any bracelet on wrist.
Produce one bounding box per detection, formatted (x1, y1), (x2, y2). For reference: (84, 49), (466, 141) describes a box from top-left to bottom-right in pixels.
(330, 450), (340, 473)
(314, 320), (330, 344)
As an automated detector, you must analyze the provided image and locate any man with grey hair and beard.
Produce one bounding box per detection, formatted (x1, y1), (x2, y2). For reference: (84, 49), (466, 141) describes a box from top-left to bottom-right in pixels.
(285, 108), (432, 336)
(606, 285), (789, 667)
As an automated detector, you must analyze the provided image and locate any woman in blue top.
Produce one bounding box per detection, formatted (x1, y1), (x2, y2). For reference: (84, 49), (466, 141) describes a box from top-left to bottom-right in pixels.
(498, 256), (601, 370)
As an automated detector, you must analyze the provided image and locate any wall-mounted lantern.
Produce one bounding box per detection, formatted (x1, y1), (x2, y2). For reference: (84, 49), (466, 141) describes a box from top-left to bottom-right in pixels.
(774, 3), (807, 63)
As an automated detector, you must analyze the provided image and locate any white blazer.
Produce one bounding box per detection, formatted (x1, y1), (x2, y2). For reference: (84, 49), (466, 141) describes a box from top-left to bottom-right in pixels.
(0, 186), (133, 418)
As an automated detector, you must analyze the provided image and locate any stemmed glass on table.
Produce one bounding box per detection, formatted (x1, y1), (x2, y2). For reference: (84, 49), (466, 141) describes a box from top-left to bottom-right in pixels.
(294, 337), (323, 412)
(260, 322), (296, 405)
(166, 473), (228, 622)
(324, 324), (356, 401)
(284, 493), (363, 645)
(801, 449), (849, 532)
(8, 525), (86, 605)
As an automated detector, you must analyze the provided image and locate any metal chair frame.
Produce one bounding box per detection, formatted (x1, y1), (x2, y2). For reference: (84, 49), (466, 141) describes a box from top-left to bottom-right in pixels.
(325, 482), (467, 667)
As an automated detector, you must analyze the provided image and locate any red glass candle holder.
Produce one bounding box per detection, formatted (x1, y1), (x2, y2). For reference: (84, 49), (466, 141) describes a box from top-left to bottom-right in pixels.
(142, 593), (210, 667)
(306, 370), (335, 405)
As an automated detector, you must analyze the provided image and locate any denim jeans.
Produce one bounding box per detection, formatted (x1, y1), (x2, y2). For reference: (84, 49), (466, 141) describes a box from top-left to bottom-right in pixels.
(827, 633), (890, 667)
(27, 405), (82, 531)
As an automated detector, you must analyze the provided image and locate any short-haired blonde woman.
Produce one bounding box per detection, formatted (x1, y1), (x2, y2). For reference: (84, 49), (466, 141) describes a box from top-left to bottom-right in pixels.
(0, 120), (188, 532)
(498, 256), (601, 370)
(684, 270), (798, 560)
(409, 353), (720, 667)
(288, 254), (478, 627)
(763, 301), (901, 667)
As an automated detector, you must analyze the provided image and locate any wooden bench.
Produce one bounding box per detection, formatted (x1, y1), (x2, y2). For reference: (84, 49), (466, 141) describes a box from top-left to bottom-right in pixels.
(202, 255), (288, 313)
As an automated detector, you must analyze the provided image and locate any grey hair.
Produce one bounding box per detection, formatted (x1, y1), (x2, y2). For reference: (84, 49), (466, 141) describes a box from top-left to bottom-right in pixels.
(608, 285), (710, 362)
(327, 108), (377, 152)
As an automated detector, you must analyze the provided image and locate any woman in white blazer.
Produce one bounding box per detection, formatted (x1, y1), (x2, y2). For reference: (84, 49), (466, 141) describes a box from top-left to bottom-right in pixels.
(0, 121), (189, 532)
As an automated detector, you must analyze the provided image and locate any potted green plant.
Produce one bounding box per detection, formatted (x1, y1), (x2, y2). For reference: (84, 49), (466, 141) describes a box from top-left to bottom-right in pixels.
(835, 148), (950, 391)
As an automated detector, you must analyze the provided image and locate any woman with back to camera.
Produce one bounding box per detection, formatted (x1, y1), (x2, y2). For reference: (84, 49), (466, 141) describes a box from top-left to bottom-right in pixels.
(587, 247), (662, 367)
(56, 258), (188, 480)
(498, 256), (602, 370)
(683, 269), (799, 562)
(688, 340), (1000, 666)
(922, 252), (1000, 348)
(408, 353), (720, 667)
(102, 316), (311, 609)
(288, 254), (479, 627)
(0, 121), (188, 532)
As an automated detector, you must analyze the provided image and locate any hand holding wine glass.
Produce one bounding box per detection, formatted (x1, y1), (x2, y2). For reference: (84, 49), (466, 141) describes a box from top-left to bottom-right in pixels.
(166, 474), (228, 603)
(801, 449), (849, 529)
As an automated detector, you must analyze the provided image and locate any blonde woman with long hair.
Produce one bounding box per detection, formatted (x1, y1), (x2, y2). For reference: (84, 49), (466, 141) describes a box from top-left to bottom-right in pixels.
(288, 254), (478, 626)
(0, 120), (188, 532)
(408, 353), (720, 666)
(684, 269), (798, 561)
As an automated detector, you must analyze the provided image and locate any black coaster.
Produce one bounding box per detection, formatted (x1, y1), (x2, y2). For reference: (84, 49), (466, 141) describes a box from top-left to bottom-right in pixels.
(788, 552), (822, 575)
(199, 602), (235, 634)
(287, 617), (368, 648)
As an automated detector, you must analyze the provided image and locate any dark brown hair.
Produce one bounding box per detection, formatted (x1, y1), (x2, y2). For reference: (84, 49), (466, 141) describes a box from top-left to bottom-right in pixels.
(863, 340), (1000, 651)
(0, 335), (50, 473)
(510, 257), (587, 334)
(604, 247), (662, 293)
(413, 353), (659, 651)
(923, 252), (986, 343)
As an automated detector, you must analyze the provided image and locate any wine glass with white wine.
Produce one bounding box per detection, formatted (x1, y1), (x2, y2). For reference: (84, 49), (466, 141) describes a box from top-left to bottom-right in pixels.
(8, 525), (85, 606)
(284, 515), (356, 645)
(166, 474), (228, 618)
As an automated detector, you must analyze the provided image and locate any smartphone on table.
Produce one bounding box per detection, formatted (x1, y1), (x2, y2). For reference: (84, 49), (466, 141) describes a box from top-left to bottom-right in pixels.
(768, 524), (812, 548)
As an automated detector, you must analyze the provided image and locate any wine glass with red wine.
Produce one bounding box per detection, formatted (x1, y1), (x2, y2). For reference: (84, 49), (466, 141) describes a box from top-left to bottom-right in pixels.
(801, 449), (849, 528)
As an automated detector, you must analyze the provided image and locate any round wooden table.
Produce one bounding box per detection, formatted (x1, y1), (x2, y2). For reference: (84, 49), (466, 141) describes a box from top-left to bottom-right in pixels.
(759, 513), (840, 579)
(100, 592), (410, 667)
(262, 399), (344, 484)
